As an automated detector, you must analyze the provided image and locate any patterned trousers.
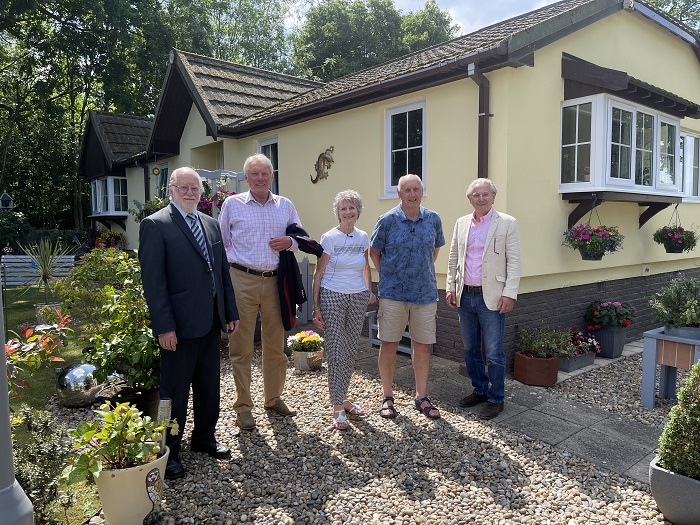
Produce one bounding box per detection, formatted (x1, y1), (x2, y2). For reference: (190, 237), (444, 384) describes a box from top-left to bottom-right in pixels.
(319, 287), (370, 406)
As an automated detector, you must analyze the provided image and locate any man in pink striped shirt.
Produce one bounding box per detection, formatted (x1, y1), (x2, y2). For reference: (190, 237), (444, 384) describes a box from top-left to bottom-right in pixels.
(219, 153), (300, 430)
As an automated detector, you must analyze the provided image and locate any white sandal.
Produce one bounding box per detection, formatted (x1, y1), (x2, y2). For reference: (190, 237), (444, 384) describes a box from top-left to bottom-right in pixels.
(332, 409), (348, 430)
(343, 400), (367, 420)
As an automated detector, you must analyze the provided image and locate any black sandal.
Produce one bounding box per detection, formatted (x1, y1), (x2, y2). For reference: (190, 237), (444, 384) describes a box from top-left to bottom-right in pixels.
(378, 396), (397, 419)
(415, 396), (440, 420)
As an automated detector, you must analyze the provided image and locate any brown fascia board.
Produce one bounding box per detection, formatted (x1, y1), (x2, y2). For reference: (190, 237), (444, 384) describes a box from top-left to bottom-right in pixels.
(219, 42), (510, 138)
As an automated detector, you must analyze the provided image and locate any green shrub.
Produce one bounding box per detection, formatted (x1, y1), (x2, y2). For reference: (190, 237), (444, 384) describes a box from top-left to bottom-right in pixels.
(13, 405), (73, 525)
(129, 196), (170, 223)
(0, 211), (34, 253)
(651, 276), (700, 328)
(516, 326), (570, 358)
(658, 361), (700, 480)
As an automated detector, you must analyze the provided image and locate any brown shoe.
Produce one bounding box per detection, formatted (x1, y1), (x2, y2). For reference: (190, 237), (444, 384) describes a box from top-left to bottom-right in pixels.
(265, 399), (297, 417)
(236, 410), (256, 430)
(459, 393), (488, 408)
(480, 402), (504, 420)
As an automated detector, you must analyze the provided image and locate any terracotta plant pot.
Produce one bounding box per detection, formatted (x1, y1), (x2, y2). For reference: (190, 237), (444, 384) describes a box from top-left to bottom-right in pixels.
(513, 351), (559, 387)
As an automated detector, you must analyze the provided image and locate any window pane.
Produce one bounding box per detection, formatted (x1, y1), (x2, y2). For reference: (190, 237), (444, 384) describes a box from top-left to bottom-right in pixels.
(694, 137), (700, 196)
(620, 145), (631, 179)
(562, 106), (577, 145)
(577, 144), (591, 182)
(561, 145), (576, 182)
(660, 122), (677, 184)
(635, 151), (652, 186)
(407, 109), (423, 148)
(407, 148), (422, 177)
(578, 103), (592, 142)
(612, 108), (621, 142)
(391, 113), (407, 149)
(392, 150), (407, 186)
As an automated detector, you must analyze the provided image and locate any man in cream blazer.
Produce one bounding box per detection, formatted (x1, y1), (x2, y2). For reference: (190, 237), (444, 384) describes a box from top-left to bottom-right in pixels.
(446, 178), (521, 420)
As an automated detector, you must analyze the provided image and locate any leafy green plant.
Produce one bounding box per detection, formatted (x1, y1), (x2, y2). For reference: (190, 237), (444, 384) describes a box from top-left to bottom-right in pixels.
(585, 300), (635, 329)
(653, 225), (698, 253)
(51, 248), (126, 331)
(12, 405), (73, 525)
(63, 401), (178, 484)
(95, 230), (126, 249)
(5, 312), (70, 399)
(516, 326), (571, 358)
(84, 253), (160, 390)
(651, 276), (700, 328)
(19, 238), (75, 304)
(129, 196), (170, 223)
(0, 211), (34, 253)
(562, 223), (624, 258)
(657, 361), (700, 480)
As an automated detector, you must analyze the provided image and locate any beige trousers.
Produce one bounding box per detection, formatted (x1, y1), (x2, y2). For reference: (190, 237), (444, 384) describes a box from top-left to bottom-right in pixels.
(228, 268), (287, 412)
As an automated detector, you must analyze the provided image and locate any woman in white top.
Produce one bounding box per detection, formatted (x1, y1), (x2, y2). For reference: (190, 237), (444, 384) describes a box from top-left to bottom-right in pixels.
(313, 190), (376, 430)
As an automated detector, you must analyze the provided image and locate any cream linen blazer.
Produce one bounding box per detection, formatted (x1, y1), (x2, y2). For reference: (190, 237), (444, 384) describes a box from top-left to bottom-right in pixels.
(446, 210), (522, 311)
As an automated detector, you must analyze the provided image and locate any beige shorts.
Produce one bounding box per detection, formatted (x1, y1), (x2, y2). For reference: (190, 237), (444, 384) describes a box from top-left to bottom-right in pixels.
(376, 298), (437, 344)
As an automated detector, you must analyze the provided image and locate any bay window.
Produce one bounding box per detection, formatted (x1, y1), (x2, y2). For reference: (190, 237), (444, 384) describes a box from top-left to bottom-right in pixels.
(90, 176), (128, 215)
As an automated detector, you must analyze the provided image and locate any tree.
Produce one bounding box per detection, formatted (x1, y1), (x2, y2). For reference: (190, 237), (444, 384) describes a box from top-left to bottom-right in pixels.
(645, 0), (700, 30)
(294, 0), (459, 81)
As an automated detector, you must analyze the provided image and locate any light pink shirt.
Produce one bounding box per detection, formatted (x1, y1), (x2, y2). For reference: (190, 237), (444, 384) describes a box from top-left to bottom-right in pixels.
(219, 191), (301, 271)
(464, 207), (494, 286)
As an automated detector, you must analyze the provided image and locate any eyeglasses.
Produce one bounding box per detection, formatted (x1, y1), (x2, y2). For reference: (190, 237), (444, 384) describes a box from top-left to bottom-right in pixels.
(172, 185), (201, 194)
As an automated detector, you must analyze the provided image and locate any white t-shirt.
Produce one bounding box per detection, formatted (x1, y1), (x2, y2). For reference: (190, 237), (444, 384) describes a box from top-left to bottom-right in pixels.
(319, 227), (369, 294)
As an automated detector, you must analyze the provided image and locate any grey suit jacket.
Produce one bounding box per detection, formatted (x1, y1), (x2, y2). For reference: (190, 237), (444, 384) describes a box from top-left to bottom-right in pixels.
(446, 209), (522, 311)
(139, 203), (238, 339)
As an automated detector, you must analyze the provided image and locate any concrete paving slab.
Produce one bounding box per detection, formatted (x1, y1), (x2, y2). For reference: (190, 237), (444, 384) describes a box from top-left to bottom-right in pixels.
(625, 452), (656, 484)
(498, 410), (583, 445)
(504, 380), (555, 409)
(558, 427), (653, 475)
(589, 417), (662, 449)
(537, 398), (609, 427)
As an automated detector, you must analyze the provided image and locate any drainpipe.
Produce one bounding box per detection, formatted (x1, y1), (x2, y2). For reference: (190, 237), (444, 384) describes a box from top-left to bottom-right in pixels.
(0, 297), (34, 525)
(470, 68), (491, 179)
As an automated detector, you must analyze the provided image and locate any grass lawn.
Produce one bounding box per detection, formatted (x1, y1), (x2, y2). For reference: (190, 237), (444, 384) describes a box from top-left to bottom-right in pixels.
(5, 285), (100, 524)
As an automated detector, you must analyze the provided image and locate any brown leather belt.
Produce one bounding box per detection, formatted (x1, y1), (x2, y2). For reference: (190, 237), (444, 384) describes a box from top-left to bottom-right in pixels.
(229, 263), (277, 277)
(464, 285), (483, 294)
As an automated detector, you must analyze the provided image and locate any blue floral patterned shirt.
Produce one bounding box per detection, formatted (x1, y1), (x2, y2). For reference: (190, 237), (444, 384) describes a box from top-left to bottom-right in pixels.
(370, 205), (445, 304)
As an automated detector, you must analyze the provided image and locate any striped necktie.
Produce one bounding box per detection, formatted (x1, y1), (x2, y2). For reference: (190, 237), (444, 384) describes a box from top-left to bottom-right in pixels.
(187, 213), (209, 261)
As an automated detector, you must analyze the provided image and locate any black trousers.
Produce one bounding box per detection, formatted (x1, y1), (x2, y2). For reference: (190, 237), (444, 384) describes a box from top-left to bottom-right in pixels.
(159, 312), (221, 460)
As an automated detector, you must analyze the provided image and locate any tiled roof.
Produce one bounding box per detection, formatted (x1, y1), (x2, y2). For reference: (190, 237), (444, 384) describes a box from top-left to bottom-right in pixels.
(89, 111), (152, 163)
(235, 0), (603, 125)
(176, 50), (323, 126)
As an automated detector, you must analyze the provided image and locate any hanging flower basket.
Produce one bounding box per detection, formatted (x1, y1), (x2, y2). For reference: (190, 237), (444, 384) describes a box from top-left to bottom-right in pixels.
(562, 224), (624, 260)
(653, 226), (697, 254)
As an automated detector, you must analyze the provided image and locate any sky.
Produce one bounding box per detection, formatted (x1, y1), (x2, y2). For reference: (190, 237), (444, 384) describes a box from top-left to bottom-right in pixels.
(394, 0), (560, 35)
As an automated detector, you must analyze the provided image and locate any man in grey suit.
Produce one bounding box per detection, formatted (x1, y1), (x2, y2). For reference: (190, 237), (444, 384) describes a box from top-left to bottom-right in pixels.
(139, 167), (239, 480)
(446, 178), (522, 420)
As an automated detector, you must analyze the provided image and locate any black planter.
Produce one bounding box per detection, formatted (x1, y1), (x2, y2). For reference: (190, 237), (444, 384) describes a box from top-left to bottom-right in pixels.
(664, 242), (683, 253)
(593, 325), (626, 359)
(578, 247), (603, 260)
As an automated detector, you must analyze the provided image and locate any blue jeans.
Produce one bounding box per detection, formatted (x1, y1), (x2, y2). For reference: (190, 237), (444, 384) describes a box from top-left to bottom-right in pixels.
(458, 290), (506, 403)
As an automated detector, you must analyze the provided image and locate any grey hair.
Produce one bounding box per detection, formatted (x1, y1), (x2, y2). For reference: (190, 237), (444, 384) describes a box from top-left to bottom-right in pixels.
(333, 190), (363, 220)
(466, 178), (497, 197)
(397, 174), (423, 192)
(243, 153), (274, 176)
(170, 166), (204, 192)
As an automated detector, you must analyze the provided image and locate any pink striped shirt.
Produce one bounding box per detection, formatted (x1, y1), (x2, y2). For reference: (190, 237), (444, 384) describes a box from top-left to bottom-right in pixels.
(464, 207), (494, 286)
(218, 191), (301, 271)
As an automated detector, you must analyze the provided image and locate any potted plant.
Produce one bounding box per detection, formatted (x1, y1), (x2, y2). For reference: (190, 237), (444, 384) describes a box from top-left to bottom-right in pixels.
(63, 401), (178, 525)
(651, 276), (700, 337)
(559, 328), (600, 372)
(287, 330), (324, 371)
(562, 223), (624, 260)
(649, 361), (700, 525)
(514, 326), (570, 386)
(83, 252), (161, 416)
(653, 224), (698, 253)
(585, 300), (635, 358)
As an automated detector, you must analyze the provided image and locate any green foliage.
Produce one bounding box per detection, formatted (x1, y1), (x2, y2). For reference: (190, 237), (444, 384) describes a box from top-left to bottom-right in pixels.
(51, 248), (126, 330)
(658, 361), (700, 480)
(5, 311), (70, 399)
(63, 401), (178, 484)
(645, 0), (700, 30)
(0, 211), (33, 253)
(19, 238), (75, 304)
(562, 223), (624, 257)
(585, 300), (635, 329)
(651, 276), (700, 328)
(652, 225), (698, 252)
(129, 195), (170, 223)
(294, 0), (458, 81)
(84, 252), (160, 390)
(95, 230), (126, 249)
(12, 405), (73, 525)
(516, 326), (571, 358)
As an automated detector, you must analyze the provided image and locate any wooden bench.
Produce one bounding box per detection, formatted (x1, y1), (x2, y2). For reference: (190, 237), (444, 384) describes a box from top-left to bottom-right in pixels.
(0, 255), (75, 286)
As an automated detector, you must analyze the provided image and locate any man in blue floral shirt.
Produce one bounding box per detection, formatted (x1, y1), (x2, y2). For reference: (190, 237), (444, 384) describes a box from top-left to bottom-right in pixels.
(370, 174), (445, 420)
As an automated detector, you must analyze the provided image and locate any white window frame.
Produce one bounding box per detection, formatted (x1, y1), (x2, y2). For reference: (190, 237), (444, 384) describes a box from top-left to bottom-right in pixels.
(681, 133), (700, 199)
(90, 176), (128, 215)
(384, 100), (426, 198)
(560, 93), (682, 196)
(258, 137), (279, 194)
